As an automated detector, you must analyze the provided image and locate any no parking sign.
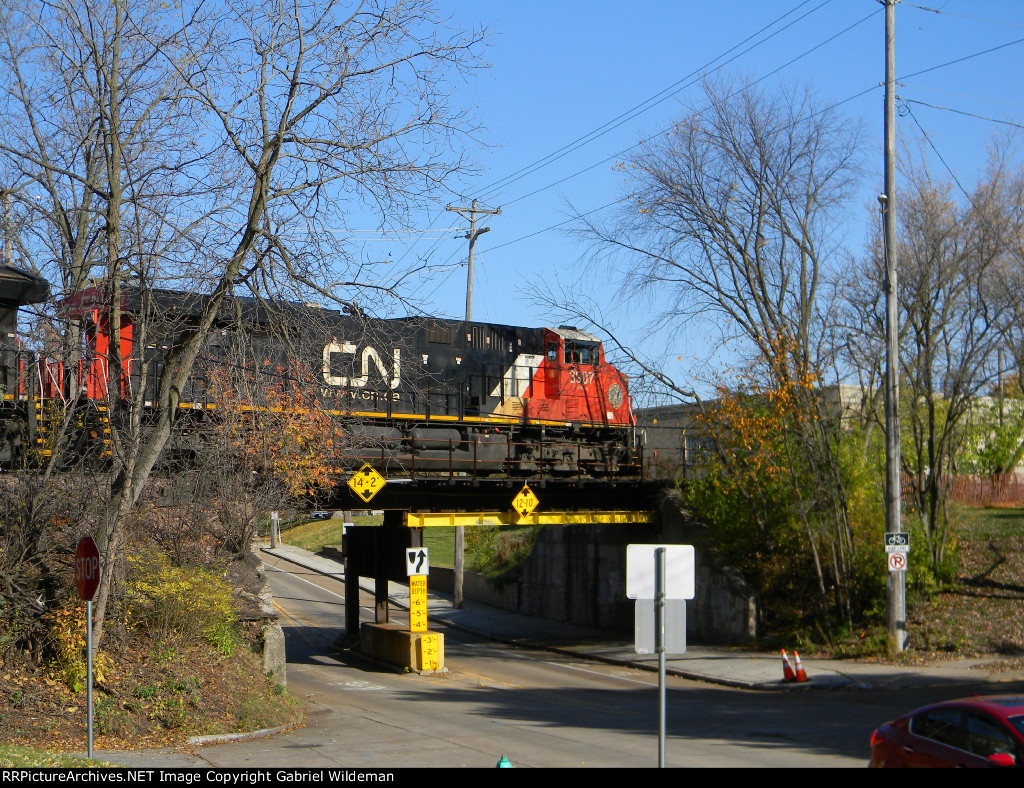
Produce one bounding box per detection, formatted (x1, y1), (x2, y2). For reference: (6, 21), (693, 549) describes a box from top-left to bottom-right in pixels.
(884, 532), (909, 573)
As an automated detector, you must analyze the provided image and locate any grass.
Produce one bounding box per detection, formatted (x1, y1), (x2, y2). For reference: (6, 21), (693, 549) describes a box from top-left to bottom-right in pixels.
(279, 514), (379, 553)
(279, 520), (534, 574)
(894, 503), (1024, 662)
(280, 518), (538, 583)
(281, 516), (457, 567)
(956, 505), (1023, 540)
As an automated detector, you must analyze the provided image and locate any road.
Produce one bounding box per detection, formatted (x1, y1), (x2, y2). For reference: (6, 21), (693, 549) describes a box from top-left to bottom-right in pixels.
(247, 560), (963, 769)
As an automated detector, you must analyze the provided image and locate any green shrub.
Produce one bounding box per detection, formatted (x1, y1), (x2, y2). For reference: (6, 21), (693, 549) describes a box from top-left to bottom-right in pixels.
(466, 524), (541, 586)
(121, 547), (241, 655)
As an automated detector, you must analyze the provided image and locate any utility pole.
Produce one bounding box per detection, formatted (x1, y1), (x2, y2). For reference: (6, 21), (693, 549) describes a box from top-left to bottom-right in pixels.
(446, 199), (501, 608)
(447, 199), (501, 321)
(882, 0), (906, 653)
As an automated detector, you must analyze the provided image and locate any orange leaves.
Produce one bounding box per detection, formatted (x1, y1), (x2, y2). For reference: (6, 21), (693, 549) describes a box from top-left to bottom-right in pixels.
(249, 376), (344, 498)
(206, 362), (343, 499)
(695, 331), (820, 491)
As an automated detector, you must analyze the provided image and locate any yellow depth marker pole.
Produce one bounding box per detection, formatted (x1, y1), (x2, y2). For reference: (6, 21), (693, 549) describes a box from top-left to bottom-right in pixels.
(408, 574), (441, 671)
(409, 575), (428, 632)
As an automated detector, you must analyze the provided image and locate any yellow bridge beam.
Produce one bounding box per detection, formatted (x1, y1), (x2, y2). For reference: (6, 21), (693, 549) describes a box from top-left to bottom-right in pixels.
(405, 510), (655, 528)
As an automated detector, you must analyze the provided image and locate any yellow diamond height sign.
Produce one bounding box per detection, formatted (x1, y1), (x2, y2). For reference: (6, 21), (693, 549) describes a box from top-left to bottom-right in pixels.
(512, 484), (539, 520)
(348, 463), (387, 503)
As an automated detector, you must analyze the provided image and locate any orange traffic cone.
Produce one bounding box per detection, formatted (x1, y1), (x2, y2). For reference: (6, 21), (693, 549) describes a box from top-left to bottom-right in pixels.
(781, 649), (795, 681)
(793, 651), (809, 682)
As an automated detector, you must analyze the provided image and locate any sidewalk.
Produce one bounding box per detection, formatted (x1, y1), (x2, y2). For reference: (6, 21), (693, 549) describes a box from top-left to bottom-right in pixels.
(260, 542), (1024, 693)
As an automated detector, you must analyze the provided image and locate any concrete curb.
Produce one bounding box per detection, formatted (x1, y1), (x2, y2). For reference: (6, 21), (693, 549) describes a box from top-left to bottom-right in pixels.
(188, 722), (299, 746)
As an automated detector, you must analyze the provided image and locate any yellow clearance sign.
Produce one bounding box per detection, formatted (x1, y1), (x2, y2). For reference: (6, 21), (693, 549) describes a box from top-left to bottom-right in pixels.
(512, 484), (539, 520)
(348, 463), (387, 503)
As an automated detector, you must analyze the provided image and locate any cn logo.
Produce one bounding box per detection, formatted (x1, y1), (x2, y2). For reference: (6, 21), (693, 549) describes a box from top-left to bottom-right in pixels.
(322, 342), (401, 390)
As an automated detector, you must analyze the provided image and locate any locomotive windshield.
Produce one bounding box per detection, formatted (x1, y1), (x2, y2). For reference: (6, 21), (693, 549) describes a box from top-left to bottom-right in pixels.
(564, 340), (598, 365)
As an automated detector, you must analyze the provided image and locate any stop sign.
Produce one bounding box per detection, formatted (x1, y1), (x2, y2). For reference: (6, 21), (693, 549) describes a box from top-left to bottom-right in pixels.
(74, 537), (101, 601)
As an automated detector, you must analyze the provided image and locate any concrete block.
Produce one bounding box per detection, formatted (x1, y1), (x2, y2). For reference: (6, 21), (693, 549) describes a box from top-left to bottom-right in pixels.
(359, 623), (445, 673)
(262, 623), (287, 688)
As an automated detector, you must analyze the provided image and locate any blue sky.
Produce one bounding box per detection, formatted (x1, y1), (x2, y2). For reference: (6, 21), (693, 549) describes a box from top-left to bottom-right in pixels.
(365, 1), (1024, 393)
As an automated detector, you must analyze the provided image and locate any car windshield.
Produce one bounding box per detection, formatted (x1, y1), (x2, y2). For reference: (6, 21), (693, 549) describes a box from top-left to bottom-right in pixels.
(1010, 715), (1024, 738)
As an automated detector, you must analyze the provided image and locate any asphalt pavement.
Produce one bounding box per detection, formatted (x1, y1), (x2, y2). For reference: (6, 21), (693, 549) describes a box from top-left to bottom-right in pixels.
(83, 541), (1024, 768)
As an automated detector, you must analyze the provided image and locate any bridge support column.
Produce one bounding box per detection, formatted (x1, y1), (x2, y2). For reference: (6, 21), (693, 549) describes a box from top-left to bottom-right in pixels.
(343, 526), (360, 642)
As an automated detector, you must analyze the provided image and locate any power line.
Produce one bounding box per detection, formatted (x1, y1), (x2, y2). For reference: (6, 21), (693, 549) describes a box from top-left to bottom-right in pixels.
(395, 1), (835, 292)
(904, 98), (1024, 130)
(899, 83), (1024, 110)
(405, 7), (1024, 317)
(902, 102), (980, 210)
(899, 34), (1024, 81)
(497, 5), (878, 210)
(903, 2), (1024, 30)
(473, 0), (837, 203)
(485, 23), (1024, 251)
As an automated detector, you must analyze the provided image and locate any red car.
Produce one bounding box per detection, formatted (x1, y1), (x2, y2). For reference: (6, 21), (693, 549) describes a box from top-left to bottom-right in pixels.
(869, 695), (1024, 767)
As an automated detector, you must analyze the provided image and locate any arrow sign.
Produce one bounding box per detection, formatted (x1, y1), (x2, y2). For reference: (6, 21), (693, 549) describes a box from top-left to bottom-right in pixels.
(406, 547), (429, 576)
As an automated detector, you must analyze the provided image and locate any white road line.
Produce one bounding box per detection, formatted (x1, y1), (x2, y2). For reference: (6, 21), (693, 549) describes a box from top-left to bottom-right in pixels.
(266, 562), (347, 601)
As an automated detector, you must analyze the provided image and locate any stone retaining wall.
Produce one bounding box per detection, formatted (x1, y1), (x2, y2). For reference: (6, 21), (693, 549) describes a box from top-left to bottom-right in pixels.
(430, 494), (759, 645)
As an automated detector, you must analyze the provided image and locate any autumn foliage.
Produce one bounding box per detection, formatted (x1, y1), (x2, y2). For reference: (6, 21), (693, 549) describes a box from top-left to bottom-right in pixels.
(683, 334), (870, 638)
(209, 362), (345, 499)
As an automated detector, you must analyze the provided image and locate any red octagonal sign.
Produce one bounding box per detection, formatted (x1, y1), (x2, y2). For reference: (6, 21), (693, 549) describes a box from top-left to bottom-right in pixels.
(75, 536), (100, 601)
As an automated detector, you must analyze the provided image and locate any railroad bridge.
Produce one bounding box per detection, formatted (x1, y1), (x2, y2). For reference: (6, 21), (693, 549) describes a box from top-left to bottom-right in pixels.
(311, 467), (670, 669)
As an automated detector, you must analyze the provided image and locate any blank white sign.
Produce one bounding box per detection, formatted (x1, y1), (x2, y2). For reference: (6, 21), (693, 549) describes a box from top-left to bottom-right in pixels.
(626, 544), (695, 600)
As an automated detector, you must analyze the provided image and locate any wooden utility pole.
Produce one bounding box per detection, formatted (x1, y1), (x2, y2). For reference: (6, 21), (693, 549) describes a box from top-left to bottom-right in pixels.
(445, 200), (501, 608)
(447, 200), (501, 321)
(882, 0), (906, 653)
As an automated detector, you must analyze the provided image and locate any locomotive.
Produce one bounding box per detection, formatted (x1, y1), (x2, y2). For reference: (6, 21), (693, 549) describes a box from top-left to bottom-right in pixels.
(1, 268), (642, 478)
(1, 265), (50, 463)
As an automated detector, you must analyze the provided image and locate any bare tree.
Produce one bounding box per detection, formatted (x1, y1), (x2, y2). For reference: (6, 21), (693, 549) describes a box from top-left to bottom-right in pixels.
(843, 141), (1024, 569)
(1, 0), (486, 645)
(576, 75), (862, 386)
(554, 75), (866, 629)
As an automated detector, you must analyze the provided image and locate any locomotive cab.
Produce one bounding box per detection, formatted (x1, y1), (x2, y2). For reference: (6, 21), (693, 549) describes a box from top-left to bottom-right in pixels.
(524, 326), (632, 428)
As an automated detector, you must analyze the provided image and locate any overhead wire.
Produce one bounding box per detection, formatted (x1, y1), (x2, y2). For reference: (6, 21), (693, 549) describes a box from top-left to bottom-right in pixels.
(902, 102), (978, 206)
(483, 15), (1024, 255)
(269, 3), (1024, 318)
(482, 7), (881, 251)
(901, 2), (1024, 30)
(398, 0), (833, 304)
(904, 99), (1024, 130)
(472, 0), (834, 202)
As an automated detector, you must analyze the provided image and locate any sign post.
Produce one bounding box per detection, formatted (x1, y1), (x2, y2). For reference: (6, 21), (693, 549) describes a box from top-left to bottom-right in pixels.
(405, 547), (435, 668)
(627, 544), (694, 768)
(74, 537), (100, 759)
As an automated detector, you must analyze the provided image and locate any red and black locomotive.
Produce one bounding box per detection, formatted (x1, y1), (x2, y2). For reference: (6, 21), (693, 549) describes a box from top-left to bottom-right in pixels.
(1, 267), (641, 477)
